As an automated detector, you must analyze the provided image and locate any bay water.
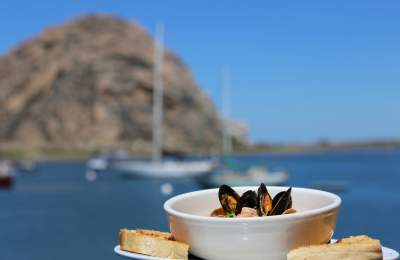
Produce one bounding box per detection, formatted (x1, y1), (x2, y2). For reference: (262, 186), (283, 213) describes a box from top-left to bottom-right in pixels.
(1, 148), (399, 259)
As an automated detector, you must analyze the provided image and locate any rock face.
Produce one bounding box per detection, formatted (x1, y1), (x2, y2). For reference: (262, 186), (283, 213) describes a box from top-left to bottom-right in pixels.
(0, 15), (221, 155)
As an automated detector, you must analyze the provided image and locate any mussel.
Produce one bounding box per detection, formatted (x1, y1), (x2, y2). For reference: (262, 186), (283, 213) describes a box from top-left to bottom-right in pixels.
(235, 190), (257, 215)
(270, 187), (292, 216)
(218, 184), (240, 214)
(214, 184), (294, 218)
(257, 183), (273, 216)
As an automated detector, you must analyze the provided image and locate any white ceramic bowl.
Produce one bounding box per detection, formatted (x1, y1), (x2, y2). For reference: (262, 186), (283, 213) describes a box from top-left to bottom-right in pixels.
(164, 186), (341, 260)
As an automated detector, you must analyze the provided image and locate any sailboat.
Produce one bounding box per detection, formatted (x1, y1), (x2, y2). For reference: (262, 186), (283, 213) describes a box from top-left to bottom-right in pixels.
(111, 22), (216, 178)
(200, 69), (288, 187)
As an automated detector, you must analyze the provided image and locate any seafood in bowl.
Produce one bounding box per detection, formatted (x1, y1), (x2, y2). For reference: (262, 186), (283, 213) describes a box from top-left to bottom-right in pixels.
(164, 185), (341, 260)
(211, 183), (296, 217)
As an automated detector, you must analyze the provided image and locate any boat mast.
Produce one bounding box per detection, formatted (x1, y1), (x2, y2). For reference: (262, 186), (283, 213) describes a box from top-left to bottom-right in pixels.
(152, 22), (164, 162)
(222, 67), (232, 155)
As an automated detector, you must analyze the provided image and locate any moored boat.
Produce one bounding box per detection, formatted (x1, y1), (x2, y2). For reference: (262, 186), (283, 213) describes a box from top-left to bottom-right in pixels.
(200, 166), (288, 188)
(113, 160), (216, 179)
(111, 23), (216, 179)
(0, 160), (16, 189)
(86, 149), (130, 171)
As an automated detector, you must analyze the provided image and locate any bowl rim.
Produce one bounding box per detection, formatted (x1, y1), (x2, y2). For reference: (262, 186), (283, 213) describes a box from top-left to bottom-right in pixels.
(164, 186), (341, 223)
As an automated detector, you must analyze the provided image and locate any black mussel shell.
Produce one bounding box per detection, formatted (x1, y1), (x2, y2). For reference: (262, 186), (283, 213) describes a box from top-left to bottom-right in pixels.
(271, 191), (285, 208)
(270, 188), (292, 216)
(257, 183), (273, 216)
(218, 185), (240, 214)
(235, 190), (257, 215)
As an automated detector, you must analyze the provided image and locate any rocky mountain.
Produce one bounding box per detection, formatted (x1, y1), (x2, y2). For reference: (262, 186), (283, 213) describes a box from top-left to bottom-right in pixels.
(0, 15), (222, 156)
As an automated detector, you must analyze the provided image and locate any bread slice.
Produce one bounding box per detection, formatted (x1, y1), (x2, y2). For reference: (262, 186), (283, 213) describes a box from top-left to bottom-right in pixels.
(287, 235), (383, 260)
(119, 229), (189, 259)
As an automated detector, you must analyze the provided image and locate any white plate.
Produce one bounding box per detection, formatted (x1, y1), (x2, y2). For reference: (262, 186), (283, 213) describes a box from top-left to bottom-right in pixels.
(114, 243), (399, 260)
(114, 245), (168, 260)
(114, 245), (203, 259)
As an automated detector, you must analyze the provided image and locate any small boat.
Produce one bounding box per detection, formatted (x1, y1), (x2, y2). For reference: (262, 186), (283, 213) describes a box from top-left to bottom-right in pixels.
(0, 160), (16, 189)
(200, 166), (288, 188)
(16, 159), (37, 172)
(87, 156), (108, 171)
(111, 23), (215, 179)
(86, 149), (130, 171)
(199, 70), (289, 188)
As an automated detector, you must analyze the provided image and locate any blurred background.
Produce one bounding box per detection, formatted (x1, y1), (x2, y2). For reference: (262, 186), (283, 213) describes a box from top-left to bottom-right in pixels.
(0, 1), (399, 259)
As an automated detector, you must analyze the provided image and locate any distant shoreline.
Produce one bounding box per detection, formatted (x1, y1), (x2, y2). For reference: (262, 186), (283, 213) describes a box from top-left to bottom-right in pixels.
(235, 139), (400, 155)
(1, 139), (399, 160)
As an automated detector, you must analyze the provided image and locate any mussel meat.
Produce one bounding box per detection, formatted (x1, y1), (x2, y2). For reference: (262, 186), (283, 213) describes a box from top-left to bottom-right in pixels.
(237, 207), (258, 218)
(210, 207), (225, 217)
(257, 183), (273, 216)
(270, 187), (292, 215)
(218, 184), (240, 214)
(282, 208), (297, 214)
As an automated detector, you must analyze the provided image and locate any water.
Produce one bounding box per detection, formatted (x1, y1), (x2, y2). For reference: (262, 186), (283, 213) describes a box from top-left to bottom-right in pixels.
(1, 149), (399, 259)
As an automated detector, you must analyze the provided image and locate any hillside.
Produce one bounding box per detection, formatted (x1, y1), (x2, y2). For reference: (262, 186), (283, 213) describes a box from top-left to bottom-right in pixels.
(0, 15), (222, 158)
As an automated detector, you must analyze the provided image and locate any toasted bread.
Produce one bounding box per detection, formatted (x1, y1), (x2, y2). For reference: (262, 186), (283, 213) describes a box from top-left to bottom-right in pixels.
(119, 229), (189, 259)
(287, 235), (382, 260)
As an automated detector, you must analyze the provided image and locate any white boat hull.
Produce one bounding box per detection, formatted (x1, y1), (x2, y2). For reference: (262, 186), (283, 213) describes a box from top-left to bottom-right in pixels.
(202, 171), (288, 187)
(112, 160), (215, 178)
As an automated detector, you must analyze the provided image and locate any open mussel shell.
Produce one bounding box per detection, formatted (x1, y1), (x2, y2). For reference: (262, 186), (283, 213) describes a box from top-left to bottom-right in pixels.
(235, 190), (257, 215)
(270, 187), (292, 216)
(257, 183), (273, 216)
(218, 185), (240, 214)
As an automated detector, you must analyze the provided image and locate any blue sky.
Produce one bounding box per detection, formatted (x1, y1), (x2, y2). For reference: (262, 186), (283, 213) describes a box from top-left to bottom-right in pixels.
(0, 0), (399, 143)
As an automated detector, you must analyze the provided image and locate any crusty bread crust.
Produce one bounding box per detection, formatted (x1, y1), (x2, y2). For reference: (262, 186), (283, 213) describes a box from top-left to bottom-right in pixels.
(119, 229), (189, 260)
(135, 229), (173, 239)
(287, 235), (383, 260)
